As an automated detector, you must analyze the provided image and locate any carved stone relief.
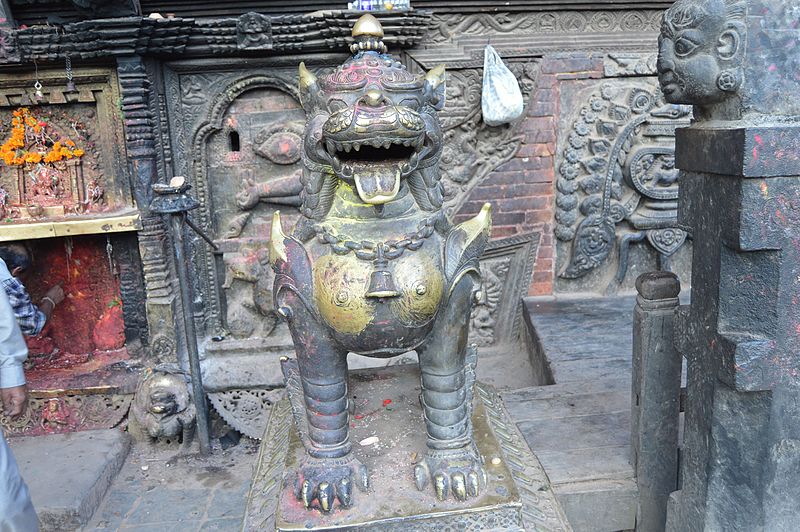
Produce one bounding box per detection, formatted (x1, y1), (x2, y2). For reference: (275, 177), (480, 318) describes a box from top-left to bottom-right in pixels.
(427, 10), (663, 45)
(604, 52), (658, 77)
(0, 67), (130, 221)
(469, 232), (540, 347)
(437, 62), (537, 216)
(165, 62), (305, 339)
(470, 257), (511, 346)
(410, 10), (664, 71)
(237, 12), (273, 51)
(554, 79), (692, 292)
(0, 392), (132, 436)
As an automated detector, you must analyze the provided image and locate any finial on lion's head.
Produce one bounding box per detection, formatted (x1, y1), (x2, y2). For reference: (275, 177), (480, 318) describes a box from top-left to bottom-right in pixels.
(350, 14), (387, 55)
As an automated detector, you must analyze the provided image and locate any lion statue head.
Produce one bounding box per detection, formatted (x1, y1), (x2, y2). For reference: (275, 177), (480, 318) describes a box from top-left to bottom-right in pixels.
(295, 15), (447, 225)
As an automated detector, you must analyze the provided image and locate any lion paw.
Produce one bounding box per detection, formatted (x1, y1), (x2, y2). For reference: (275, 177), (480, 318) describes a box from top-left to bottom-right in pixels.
(413, 447), (487, 502)
(294, 455), (369, 513)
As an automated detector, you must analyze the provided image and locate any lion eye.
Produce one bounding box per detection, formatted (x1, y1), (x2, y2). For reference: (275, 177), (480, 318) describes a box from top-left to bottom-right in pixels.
(399, 97), (419, 109)
(673, 37), (699, 57)
(328, 99), (347, 113)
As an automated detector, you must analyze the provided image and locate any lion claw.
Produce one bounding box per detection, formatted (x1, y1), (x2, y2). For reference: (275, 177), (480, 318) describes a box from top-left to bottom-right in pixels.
(294, 456), (369, 513)
(414, 447), (487, 503)
(414, 462), (429, 491)
(451, 472), (467, 501)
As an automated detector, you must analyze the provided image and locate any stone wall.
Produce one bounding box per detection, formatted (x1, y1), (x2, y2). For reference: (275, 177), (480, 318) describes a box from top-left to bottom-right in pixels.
(408, 9), (693, 296)
(454, 53), (607, 296)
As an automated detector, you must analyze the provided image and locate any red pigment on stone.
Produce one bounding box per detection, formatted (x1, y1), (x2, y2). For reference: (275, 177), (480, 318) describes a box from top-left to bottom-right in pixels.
(23, 235), (125, 359)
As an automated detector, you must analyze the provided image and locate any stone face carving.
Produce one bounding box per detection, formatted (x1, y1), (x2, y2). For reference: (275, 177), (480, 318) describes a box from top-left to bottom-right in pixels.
(555, 81), (691, 287)
(658, 2), (800, 530)
(128, 365), (196, 450)
(269, 15), (492, 513)
(237, 12), (273, 51)
(657, 0), (746, 105)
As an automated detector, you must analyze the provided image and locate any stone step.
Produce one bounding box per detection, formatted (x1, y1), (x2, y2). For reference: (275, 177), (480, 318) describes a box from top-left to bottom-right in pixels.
(502, 379), (636, 532)
(9, 429), (131, 531)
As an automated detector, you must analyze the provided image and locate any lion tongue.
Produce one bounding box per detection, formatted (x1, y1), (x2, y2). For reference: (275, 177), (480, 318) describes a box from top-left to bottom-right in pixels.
(353, 165), (400, 204)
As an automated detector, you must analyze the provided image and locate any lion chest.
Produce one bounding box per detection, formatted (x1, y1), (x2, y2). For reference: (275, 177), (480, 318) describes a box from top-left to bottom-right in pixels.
(311, 243), (445, 338)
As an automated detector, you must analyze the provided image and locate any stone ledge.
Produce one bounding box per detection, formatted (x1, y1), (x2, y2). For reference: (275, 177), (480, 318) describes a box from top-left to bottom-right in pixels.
(9, 429), (131, 532)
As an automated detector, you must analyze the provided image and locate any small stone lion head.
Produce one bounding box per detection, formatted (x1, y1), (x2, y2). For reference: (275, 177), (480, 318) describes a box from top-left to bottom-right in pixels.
(130, 364), (195, 446)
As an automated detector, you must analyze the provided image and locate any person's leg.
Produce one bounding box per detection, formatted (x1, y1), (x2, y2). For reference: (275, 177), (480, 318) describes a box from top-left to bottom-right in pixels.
(0, 431), (39, 532)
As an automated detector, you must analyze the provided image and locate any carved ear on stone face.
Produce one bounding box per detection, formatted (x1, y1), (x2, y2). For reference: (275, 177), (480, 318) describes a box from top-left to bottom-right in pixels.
(298, 62), (322, 112)
(423, 64), (446, 111)
(717, 24), (743, 61)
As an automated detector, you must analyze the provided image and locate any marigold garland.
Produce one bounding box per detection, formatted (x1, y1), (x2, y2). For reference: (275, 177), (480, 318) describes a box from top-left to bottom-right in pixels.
(0, 107), (84, 167)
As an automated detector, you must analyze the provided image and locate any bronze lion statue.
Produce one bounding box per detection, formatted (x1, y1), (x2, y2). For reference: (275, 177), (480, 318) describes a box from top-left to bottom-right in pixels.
(269, 14), (492, 513)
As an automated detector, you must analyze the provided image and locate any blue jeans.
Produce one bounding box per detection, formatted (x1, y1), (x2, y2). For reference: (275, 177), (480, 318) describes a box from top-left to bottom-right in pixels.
(0, 431), (38, 532)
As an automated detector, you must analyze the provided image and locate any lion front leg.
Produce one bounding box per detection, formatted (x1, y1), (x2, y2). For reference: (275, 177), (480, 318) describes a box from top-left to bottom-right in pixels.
(278, 289), (368, 513)
(415, 273), (487, 502)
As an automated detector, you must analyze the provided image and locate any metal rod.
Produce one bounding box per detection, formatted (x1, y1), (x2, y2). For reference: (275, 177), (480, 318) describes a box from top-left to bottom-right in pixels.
(183, 215), (227, 336)
(171, 212), (211, 455)
(185, 216), (219, 250)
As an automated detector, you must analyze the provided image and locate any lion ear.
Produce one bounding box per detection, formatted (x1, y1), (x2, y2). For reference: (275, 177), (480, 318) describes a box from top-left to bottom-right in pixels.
(423, 64), (446, 110)
(298, 62), (322, 112)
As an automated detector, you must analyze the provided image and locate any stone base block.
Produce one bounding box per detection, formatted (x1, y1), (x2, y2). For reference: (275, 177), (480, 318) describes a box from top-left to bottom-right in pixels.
(243, 365), (571, 531)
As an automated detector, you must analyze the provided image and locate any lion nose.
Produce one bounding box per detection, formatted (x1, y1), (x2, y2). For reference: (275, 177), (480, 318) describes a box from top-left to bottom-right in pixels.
(362, 90), (386, 107)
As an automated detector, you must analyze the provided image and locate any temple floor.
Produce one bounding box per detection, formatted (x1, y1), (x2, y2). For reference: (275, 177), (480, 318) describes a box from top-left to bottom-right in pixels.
(503, 295), (638, 532)
(12, 295), (659, 531)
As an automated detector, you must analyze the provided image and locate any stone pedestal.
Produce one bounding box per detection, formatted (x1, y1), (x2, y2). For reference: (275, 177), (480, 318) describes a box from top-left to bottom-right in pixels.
(655, 1), (800, 530)
(242, 365), (571, 531)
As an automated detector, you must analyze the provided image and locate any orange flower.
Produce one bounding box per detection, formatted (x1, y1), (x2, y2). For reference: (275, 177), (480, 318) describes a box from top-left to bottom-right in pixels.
(0, 107), (85, 167)
(23, 152), (41, 164)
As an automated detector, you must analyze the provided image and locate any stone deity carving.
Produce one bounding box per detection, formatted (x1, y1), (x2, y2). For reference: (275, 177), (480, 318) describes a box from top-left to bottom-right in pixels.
(657, 0), (746, 106)
(269, 15), (492, 513)
(128, 365), (197, 450)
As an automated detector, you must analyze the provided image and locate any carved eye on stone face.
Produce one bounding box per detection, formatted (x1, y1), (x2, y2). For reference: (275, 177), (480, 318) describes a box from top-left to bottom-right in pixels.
(673, 36), (701, 57)
(253, 122), (305, 165)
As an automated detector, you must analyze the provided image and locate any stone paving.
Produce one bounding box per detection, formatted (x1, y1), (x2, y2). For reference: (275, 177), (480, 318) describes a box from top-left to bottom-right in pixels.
(84, 438), (259, 531)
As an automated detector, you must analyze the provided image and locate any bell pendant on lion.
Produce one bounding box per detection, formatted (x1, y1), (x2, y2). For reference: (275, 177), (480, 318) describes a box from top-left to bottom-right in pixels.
(269, 13), (492, 513)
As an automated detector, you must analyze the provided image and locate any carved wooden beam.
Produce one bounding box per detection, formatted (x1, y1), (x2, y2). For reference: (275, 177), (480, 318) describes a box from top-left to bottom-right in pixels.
(0, 9), (431, 64)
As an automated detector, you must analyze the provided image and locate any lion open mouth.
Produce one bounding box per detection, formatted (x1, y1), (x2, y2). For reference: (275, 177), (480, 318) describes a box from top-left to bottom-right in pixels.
(325, 136), (424, 204)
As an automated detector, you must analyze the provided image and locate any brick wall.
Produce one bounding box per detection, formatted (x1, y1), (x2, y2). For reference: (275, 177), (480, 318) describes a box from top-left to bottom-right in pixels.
(455, 52), (604, 296)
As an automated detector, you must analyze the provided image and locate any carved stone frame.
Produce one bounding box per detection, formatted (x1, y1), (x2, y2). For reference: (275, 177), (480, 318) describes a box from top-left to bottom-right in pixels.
(163, 57), (333, 333)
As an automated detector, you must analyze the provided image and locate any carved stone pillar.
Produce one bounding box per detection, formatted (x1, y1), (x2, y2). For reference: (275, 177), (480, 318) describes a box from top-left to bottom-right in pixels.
(656, 1), (800, 530)
(117, 55), (181, 364)
(631, 271), (681, 532)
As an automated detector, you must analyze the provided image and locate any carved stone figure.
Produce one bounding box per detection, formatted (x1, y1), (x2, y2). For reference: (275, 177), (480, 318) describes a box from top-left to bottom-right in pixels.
(128, 365), (196, 450)
(657, 0), (746, 106)
(555, 81), (691, 290)
(269, 15), (492, 513)
(40, 398), (75, 432)
(657, 2), (800, 530)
